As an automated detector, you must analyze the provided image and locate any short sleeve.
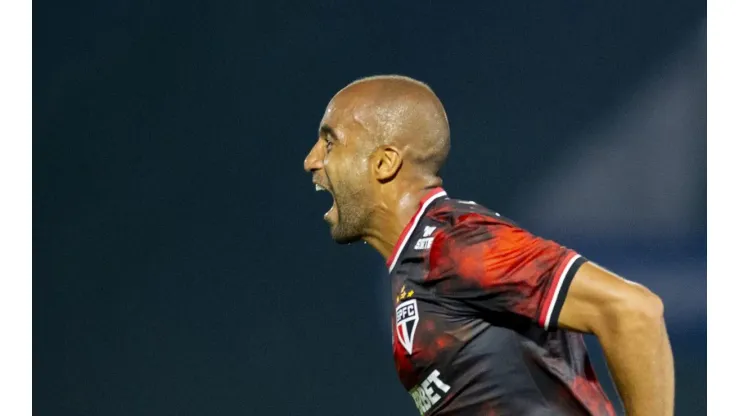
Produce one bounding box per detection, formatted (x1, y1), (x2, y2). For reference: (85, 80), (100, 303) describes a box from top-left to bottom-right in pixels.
(427, 213), (586, 331)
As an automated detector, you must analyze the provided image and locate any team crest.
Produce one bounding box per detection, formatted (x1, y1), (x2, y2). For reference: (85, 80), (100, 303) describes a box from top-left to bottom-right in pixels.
(396, 299), (419, 355)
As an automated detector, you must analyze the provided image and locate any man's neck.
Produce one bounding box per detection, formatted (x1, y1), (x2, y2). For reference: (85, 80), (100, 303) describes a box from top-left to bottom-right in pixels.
(362, 186), (439, 264)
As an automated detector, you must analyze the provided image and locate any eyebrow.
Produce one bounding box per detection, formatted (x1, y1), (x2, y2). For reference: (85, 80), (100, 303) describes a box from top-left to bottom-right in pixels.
(319, 125), (338, 141)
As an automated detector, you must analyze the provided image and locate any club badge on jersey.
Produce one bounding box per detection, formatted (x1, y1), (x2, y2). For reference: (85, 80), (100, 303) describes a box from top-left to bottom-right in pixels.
(396, 298), (419, 355)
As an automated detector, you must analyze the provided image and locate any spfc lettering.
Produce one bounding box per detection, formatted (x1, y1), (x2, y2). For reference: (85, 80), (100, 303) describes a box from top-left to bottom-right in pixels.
(414, 237), (434, 250)
(396, 299), (419, 355)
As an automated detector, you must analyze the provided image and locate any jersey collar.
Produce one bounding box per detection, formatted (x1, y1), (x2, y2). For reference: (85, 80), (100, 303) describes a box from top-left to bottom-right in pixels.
(386, 187), (447, 272)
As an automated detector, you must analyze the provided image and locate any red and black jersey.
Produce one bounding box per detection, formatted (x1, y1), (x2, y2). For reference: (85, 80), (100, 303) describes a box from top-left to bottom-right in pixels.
(388, 188), (616, 416)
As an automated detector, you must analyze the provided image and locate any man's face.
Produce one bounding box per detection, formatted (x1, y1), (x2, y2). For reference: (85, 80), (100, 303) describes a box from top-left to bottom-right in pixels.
(304, 95), (376, 244)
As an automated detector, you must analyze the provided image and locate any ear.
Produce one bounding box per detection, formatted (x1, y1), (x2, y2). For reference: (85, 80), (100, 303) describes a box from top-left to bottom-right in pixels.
(370, 145), (403, 183)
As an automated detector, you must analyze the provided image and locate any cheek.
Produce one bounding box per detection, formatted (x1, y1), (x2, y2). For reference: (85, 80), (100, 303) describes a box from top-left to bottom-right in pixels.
(322, 153), (338, 180)
(328, 152), (367, 185)
(347, 160), (371, 189)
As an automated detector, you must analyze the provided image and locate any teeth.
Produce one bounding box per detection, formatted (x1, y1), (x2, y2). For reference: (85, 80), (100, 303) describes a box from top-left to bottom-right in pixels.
(315, 184), (326, 192)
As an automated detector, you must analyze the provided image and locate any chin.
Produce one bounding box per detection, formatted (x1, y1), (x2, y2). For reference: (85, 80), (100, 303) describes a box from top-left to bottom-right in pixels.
(330, 225), (363, 245)
(330, 233), (361, 245)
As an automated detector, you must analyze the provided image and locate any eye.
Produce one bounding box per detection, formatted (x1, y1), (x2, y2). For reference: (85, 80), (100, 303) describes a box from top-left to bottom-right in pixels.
(325, 139), (334, 152)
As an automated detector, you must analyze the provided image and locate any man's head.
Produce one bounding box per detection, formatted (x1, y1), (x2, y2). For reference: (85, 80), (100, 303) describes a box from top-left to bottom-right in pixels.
(303, 75), (450, 244)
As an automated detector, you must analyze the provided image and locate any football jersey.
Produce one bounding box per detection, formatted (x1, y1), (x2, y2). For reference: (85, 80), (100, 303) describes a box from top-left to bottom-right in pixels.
(388, 188), (616, 416)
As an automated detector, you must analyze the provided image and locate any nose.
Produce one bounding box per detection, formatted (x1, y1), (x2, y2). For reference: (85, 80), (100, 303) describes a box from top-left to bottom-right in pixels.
(303, 140), (324, 173)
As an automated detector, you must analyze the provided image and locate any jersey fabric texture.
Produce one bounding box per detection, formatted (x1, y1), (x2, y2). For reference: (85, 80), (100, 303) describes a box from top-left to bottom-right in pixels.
(388, 188), (616, 416)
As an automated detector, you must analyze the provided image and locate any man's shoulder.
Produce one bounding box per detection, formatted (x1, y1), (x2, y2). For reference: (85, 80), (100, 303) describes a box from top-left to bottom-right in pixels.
(426, 197), (517, 230)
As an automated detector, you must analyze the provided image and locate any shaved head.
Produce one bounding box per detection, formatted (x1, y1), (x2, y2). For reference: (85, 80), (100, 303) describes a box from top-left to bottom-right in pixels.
(304, 75), (451, 244)
(333, 75), (451, 176)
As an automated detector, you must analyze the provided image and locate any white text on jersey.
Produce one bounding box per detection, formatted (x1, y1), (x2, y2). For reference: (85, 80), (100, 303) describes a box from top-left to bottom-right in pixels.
(410, 369), (451, 414)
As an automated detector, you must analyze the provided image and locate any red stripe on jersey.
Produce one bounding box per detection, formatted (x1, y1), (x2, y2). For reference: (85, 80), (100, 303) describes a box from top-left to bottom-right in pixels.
(538, 250), (579, 328)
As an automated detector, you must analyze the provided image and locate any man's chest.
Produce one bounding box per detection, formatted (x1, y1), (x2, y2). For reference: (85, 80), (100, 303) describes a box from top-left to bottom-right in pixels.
(390, 268), (471, 391)
(390, 273), (463, 413)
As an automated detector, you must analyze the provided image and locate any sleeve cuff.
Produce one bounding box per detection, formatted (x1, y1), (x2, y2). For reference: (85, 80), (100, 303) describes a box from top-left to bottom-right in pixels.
(538, 252), (587, 331)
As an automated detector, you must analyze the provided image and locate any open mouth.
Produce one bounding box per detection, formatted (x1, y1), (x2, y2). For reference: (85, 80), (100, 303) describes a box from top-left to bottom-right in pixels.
(315, 183), (337, 221)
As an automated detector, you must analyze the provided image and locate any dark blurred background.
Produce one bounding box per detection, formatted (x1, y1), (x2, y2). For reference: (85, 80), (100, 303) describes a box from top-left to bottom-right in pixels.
(34, 1), (706, 415)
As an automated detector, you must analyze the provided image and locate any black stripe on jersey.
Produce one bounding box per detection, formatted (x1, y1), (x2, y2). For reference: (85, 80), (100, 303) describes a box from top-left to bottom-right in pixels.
(547, 256), (587, 331)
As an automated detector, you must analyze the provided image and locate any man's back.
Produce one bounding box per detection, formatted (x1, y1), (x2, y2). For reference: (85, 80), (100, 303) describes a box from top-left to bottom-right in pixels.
(389, 188), (615, 415)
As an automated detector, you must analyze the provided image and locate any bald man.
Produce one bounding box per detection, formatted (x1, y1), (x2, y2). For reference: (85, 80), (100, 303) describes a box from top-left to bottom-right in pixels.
(304, 75), (674, 416)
